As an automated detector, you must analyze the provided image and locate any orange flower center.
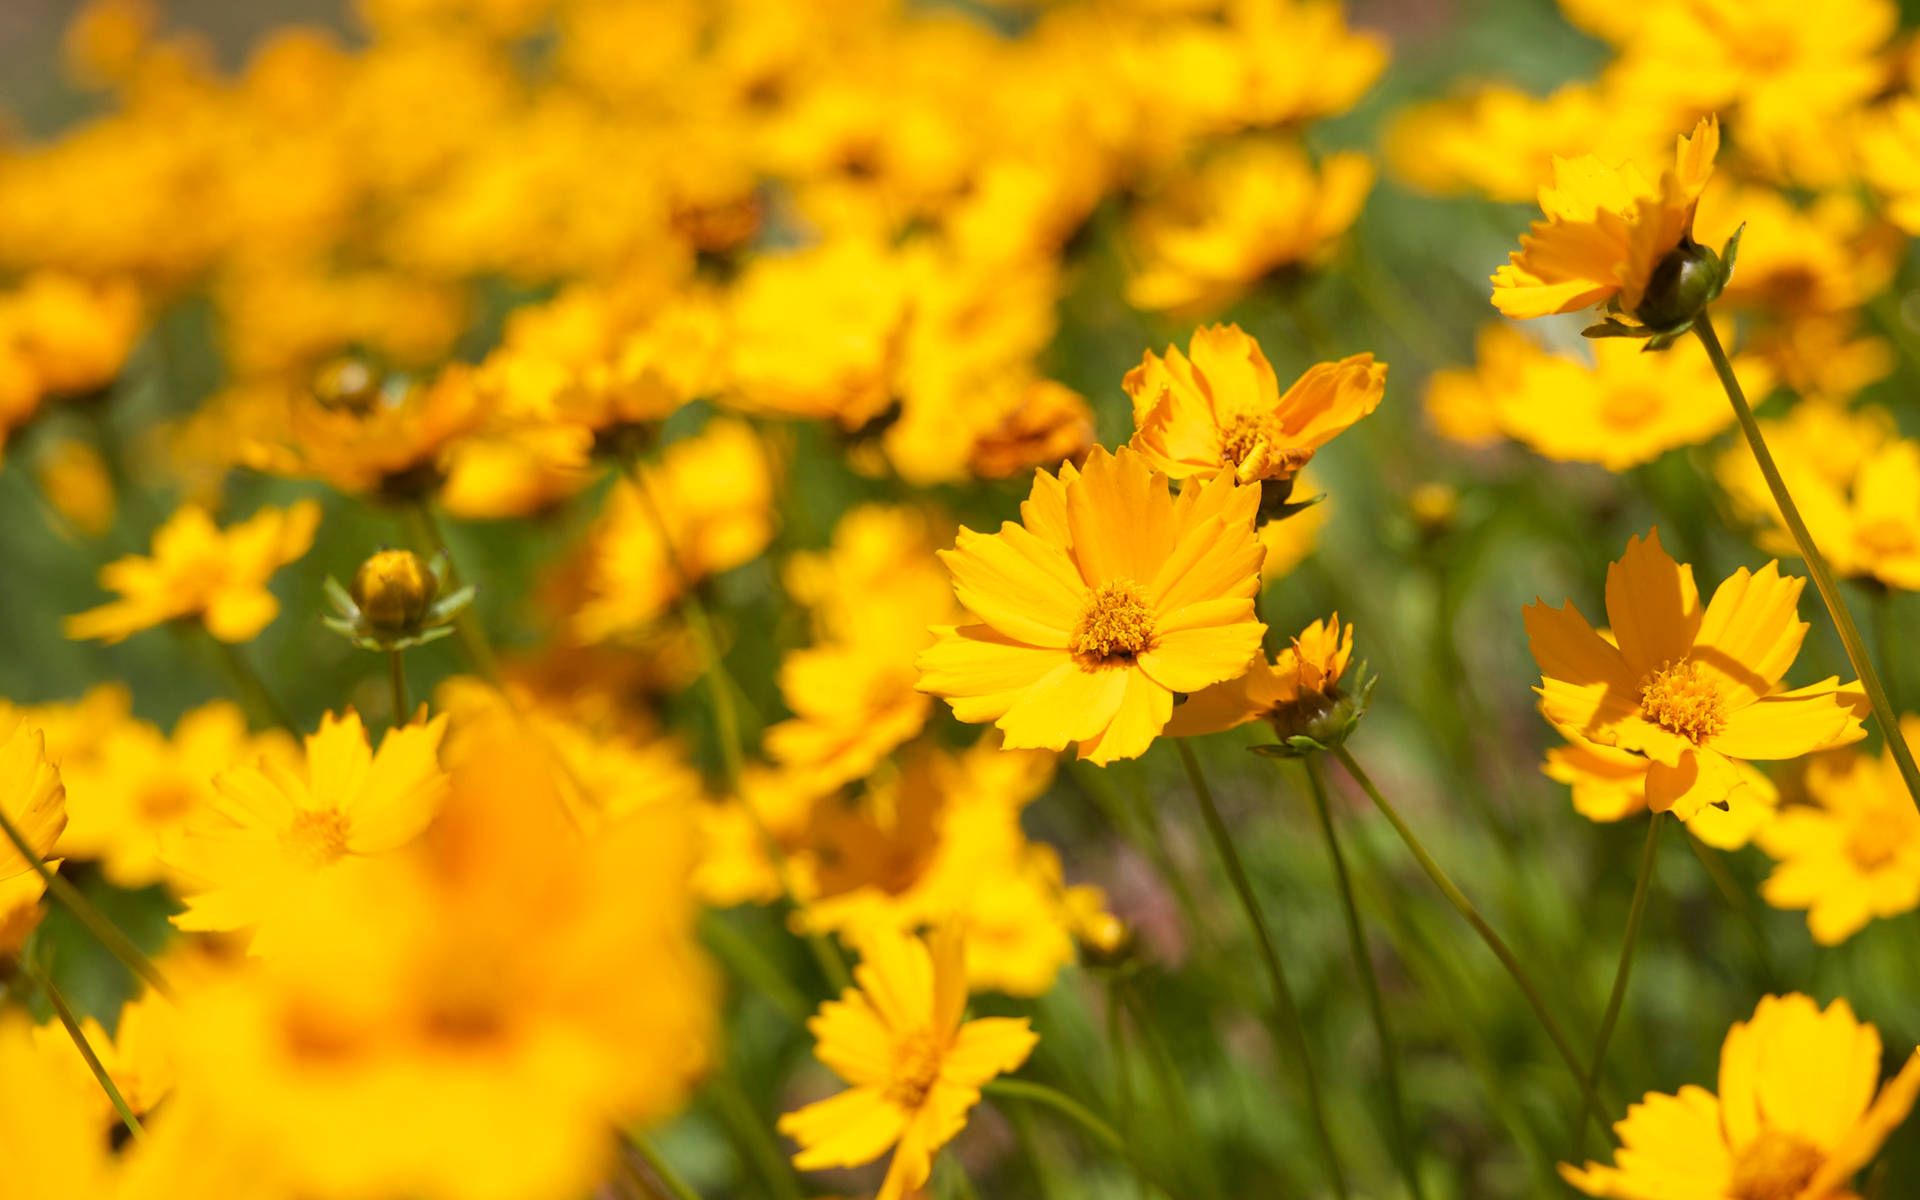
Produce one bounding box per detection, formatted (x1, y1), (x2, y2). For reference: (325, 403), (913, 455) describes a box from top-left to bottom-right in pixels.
(1855, 515), (1917, 559)
(1639, 658), (1726, 744)
(1219, 411), (1311, 484)
(1728, 1129), (1823, 1200)
(885, 1030), (945, 1110)
(1070, 580), (1155, 668)
(138, 782), (196, 821)
(284, 807), (352, 869)
(1846, 810), (1901, 870)
(1600, 386), (1662, 429)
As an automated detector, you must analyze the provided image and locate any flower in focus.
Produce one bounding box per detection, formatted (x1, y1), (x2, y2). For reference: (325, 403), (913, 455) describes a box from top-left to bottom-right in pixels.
(324, 548), (474, 652)
(65, 499), (321, 644)
(1127, 140), (1372, 315)
(1524, 530), (1866, 817)
(1125, 324), (1385, 492)
(166, 708), (448, 947)
(0, 719), (67, 955)
(1561, 993), (1920, 1199)
(1542, 723), (1779, 849)
(1168, 614), (1368, 750)
(917, 447), (1266, 764)
(778, 925), (1037, 1200)
(1492, 117), (1724, 337)
(1756, 718), (1920, 944)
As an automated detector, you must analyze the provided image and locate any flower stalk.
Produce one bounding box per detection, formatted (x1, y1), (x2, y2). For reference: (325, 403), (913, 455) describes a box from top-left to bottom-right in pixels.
(984, 1078), (1177, 1198)
(388, 650), (408, 724)
(1693, 318), (1920, 812)
(1574, 811), (1664, 1158)
(398, 501), (502, 683)
(24, 955), (144, 1142)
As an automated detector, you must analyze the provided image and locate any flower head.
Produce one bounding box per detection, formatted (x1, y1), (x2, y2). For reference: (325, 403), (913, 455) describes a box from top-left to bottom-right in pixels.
(1169, 615), (1367, 752)
(65, 500), (320, 644)
(1524, 530), (1866, 817)
(779, 926), (1037, 1200)
(916, 446), (1266, 764)
(325, 548), (474, 652)
(1562, 993), (1920, 1199)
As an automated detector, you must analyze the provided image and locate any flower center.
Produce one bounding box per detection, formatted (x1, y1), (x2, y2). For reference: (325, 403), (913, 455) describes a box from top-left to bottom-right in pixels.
(137, 782), (197, 822)
(1638, 658), (1726, 744)
(1846, 809), (1901, 869)
(885, 1031), (945, 1110)
(1070, 580), (1154, 668)
(283, 807), (352, 869)
(1728, 1129), (1824, 1200)
(1855, 515), (1917, 558)
(1219, 411), (1311, 484)
(1600, 386), (1662, 429)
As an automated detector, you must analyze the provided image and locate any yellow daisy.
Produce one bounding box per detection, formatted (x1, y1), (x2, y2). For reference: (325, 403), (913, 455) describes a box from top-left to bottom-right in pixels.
(778, 926), (1037, 1200)
(1562, 993), (1920, 1199)
(1524, 530), (1866, 817)
(916, 446), (1266, 764)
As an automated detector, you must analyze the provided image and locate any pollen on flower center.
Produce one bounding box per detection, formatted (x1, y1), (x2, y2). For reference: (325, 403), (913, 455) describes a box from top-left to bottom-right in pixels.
(1219, 411), (1311, 483)
(1638, 658), (1726, 744)
(1728, 1129), (1824, 1200)
(1070, 580), (1155, 667)
(284, 807), (352, 869)
(885, 1031), (945, 1110)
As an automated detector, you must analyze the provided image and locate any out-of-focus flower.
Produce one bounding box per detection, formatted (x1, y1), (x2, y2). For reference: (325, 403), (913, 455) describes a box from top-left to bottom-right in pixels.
(33, 438), (116, 537)
(1694, 185), (1899, 319)
(1170, 614), (1369, 751)
(917, 447), (1266, 764)
(1561, 993), (1920, 1198)
(1858, 95), (1920, 235)
(963, 378), (1095, 482)
(0, 273), (143, 452)
(1127, 140), (1372, 315)
(1524, 530), (1866, 816)
(1757, 717), (1920, 944)
(248, 362), (483, 500)
(324, 548), (473, 652)
(166, 708), (448, 948)
(65, 499), (320, 644)
(1542, 723), (1778, 849)
(779, 926), (1037, 1200)
(1126, 324), (1385, 490)
(0, 720), (68, 954)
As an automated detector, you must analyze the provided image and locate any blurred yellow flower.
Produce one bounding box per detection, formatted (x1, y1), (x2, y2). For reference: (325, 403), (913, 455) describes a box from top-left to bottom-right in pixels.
(1168, 614), (1352, 737)
(917, 447), (1266, 764)
(1525, 530), (1865, 817)
(1858, 95), (1920, 235)
(66, 499), (320, 645)
(33, 438), (116, 537)
(1492, 117), (1718, 323)
(1127, 140), (1373, 315)
(167, 708), (448, 947)
(779, 926), (1037, 1200)
(0, 720), (67, 954)
(1562, 993), (1920, 1198)
(251, 364), (483, 500)
(1757, 718), (1920, 944)
(1126, 324), (1385, 490)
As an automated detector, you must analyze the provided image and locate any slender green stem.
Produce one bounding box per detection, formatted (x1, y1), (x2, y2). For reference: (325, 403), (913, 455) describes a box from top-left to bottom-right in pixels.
(1117, 980), (1220, 1200)
(984, 1078), (1176, 1198)
(1304, 758), (1424, 1200)
(1330, 744), (1612, 1138)
(1574, 812), (1664, 1158)
(1006, 1096), (1065, 1200)
(388, 650), (409, 723)
(211, 636), (293, 730)
(23, 956), (143, 1142)
(710, 1071), (804, 1200)
(621, 459), (852, 994)
(1685, 835), (1780, 989)
(400, 501), (502, 683)
(1694, 319), (1920, 812)
(1105, 979), (1142, 1200)
(1175, 740), (1348, 1199)
(623, 1131), (704, 1200)
(0, 806), (173, 1001)
(699, 912), (809, 1026)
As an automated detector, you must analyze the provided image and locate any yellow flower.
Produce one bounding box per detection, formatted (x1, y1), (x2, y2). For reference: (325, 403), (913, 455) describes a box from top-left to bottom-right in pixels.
(1491, 117), (1719, 325)
(1756, 718), (1920, 944)
(1524, 530), (1866, 817)
(257, 363), (483, 500)
(0, 719), (67, 953)
(1561, 993), (1920, 1199)
(1168, 614), (1352, 737)
(778, 926), (1037, 1200)
(1695, 185), (1898, 319)
(33, 438), (116, 537)
(1127, 140), (1373, 315)
(917, 446), (1266, 765)
(1125, 324), (1386, 488)
(1858, 95), (1920, 235)
(65, 500), (321, 645)
(166, 708), (448, 947)
(1542, 724), (1779, 850)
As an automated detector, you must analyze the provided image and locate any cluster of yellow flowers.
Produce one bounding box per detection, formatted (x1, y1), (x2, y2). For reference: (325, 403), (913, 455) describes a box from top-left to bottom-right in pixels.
(4, 0), (1920, 1197)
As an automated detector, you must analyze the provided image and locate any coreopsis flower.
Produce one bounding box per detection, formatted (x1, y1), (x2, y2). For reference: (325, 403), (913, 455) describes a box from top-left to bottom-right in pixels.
(0, 720), (67, 954)
(1492, 117), (1728, 343)
(916, 446), (1266, 765)
(1562, 993), (1920, 1199)
(1125, 324), (1385, 492)
(1525, 530), (1867, 815)
(1425, 322), (1766, 470)
(166, 708), (448, 947)
(0, 271), (143, 449)
(33, 438), (115, 537)
(1126, 140), (1373, 315)
(438, 422), (599, 521)
(252, 361), (483, 500)
(1169, 615), (1370, 751)
(324, 548), (474, 652)
(65, 499), (320, 644)
(1756, 718), (1920, 944)
(963, 377), (1096, 482)
(1696, 185), (1899, 319)
(1542, 724), (1779, 849)
(779, 926), (1038, 1200)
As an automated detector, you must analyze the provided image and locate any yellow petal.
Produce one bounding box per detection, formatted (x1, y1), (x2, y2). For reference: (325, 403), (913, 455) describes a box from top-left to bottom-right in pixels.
(941, 1017), (1038, 1089)
(916, 625), (1067, 724)
(780, 1085), (908, 1172)
(1075, 669), (1172, 765)
(1691, 561), (1808, 710)
(996, 661), (1128, 752)
(940, 524), (1084, 649)
(1603, 529), (1700, 678)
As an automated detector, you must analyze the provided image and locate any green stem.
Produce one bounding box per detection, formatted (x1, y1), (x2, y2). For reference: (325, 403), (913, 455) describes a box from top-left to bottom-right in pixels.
(1117, 980), (1220, 1200)
(984, 1078), (1176, 1198)
(1105, 979), (1141, 1200)
(1006, 1096), (1065, 1200)
(1685, 834), (1780, 989)
(1694, 318), (1920, 812)
(710, 1072), (804, 1200)
(1574, 812), (1664, 1158)
(1175, 740), (1348, 1199)
(1304, 758), (1424, 1200)
(623, 1131), (703, 1200)
(388, 649), (408, 724)
(699, 912), (809, 1026)
(23, 956), (144, 1141)
(400, 501), (501, 683)
(1329, 744), (1612, 1138)
(211, 636), (293, 730)
(0, 806), (174, 1001)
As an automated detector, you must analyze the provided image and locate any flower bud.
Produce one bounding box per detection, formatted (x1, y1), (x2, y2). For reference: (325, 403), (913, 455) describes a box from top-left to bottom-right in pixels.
(349, 549), (437, 632)
(1633, 237), (1726, 334)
